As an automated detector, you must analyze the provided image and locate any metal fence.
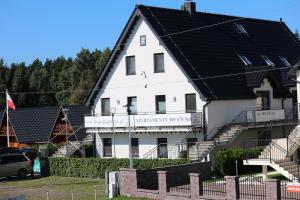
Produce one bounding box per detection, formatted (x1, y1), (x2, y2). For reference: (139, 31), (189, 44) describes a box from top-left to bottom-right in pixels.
(239, 175), (266, 200)
(168, 184), (191, 194)
(202, 177), (226, 197)
(281, 179), (300, 200)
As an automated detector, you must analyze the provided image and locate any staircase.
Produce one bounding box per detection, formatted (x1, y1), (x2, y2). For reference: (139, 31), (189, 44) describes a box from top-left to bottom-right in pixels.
(52, 133), (94, 157)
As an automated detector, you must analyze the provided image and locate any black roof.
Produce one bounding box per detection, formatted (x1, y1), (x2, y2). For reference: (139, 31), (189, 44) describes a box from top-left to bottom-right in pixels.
(86, 4), (300, 105)
(0, 106), (91, 144)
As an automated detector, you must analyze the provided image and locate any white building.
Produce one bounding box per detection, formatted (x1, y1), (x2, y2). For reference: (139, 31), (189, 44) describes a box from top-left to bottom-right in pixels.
(85, 2), (300, 160)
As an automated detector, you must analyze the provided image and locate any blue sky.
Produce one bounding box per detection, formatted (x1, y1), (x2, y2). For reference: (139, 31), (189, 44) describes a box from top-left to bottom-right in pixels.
(0, 0), (299, 65)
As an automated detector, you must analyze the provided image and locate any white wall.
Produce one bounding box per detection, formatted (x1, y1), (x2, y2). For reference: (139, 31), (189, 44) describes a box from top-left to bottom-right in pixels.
(95, 132), (203, 158)
(92, 18), (206, 115)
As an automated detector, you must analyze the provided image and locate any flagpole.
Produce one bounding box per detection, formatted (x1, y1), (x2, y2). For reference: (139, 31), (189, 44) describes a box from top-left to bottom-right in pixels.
(6, 89), (10, 147)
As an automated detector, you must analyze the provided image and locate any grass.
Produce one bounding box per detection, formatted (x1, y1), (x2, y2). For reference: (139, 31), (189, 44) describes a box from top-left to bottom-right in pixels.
(0, 176), (147, 200)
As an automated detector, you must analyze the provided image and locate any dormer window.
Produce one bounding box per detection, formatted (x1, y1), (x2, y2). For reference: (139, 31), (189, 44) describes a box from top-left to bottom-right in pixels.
(261, 55), (275, 66)
(278, 56), (291, 67)
(238, 54), (252, 66)
(234, 23), (248, 35)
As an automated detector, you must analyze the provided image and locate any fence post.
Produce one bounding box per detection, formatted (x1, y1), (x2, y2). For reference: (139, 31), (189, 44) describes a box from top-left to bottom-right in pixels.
(266, 179), (280, 200)
(225, 176), (239, 200)
(119, 168), (137, 197)
(157, 171), (168, 198)
(189, 173), (203, 199)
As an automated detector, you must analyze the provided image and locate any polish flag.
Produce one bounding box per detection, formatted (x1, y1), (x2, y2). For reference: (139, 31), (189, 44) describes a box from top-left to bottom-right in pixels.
(6, 93), (16, 110)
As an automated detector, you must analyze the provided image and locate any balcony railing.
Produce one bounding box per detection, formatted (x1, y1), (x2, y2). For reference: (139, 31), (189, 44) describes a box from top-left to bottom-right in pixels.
(84, 111), (203, 129)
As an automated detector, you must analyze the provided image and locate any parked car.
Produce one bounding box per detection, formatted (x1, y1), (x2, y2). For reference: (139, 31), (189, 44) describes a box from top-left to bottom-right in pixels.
(0, 154), (33, 178)
(0, 147), (38, 160)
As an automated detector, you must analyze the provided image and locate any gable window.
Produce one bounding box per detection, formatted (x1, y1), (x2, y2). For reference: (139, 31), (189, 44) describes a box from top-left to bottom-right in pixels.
(101, 98), (110, 116)
(238, 54), (252, 66)
(156, 95), (166, 114)
(103, 138), (112, 157)
(140, 35), (146, 46)
(131, 138), (139, 157)
(261, 55), (275, 66)
(278, 56), (291, 67)
(126, 56), (136, 75)
(154, 53), (164, 73)
(185, 94), (196, 113)
(234, 23), (248, 35)
(127, 96), (137, 114)
(256, 91), (270, 110)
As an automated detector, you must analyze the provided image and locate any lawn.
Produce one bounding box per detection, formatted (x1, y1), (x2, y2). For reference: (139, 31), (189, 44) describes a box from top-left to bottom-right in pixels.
(0, 176), (147, 200)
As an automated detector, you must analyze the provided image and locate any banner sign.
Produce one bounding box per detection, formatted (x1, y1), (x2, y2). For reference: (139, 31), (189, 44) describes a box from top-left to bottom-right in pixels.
(85, 113), (201, 128)
(287, 184), (300, 193)
(255, 109), (285, 122)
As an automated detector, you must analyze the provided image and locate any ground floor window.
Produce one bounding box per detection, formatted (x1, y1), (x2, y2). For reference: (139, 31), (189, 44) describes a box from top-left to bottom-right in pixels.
(103, 138), (112, 157)
(131, 138), (139, 157)
(187, 138), (198, 149)
(157, 138), (168, 158)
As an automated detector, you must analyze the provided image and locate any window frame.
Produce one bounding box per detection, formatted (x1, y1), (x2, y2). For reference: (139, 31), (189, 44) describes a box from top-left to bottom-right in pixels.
(157, 138), (168, 158)
(102, 138), (112, 157)
(185, 93), (197, 113)
(155, 95), (166, 114)
(131, 138), (139, 158)
(126, 56), (136, 75)
(140, 35), (146, 46)
(127, 96), (137, 115)
(101, 98), (110, 116)
(256, 91), (270, 110)
(154, 53), (165, 73)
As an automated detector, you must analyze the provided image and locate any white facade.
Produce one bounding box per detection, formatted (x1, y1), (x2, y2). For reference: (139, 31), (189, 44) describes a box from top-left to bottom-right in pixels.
(86, 16), (296, 158)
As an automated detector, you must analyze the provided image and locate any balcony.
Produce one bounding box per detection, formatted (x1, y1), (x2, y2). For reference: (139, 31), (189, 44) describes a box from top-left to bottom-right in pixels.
(85, 112), (202, 131)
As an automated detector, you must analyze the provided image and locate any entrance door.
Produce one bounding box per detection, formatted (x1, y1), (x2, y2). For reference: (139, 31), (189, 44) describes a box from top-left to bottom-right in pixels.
(157, 138), (168, 158)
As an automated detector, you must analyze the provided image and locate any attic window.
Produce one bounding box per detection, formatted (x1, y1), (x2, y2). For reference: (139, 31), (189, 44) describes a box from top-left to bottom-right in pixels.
(238, 54), (252, 66)
(278, 56), (291, 67)
(234, 23), (248, 35)
(261, 55), (275, 66)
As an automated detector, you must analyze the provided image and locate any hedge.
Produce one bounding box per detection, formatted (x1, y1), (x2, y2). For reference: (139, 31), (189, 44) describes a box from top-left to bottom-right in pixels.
(49, 157), (191, 178)
(215, 147), (263, 175)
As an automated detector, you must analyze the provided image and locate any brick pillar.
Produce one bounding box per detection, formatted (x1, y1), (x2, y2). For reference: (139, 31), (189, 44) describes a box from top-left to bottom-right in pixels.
(266, 179), (281, 200)
(189, 173), (203, 199)
(225, 176), (240, 200)
(157, 171), (168, 198)
(119, 168), (137, 197)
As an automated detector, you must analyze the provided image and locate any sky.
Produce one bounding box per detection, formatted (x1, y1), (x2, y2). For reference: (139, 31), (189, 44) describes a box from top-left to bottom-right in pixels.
(0, 0), (299, 65)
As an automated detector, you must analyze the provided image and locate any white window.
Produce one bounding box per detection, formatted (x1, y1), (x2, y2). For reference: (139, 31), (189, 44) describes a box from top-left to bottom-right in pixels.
(234, 23), (248, 35)
(126, 56), (136, 75)
(154, 53), (164, 73)
(101, 98), (110, 116)
(238, 54), (252, 66)
(127, 96), (137, 114)
(156, 95), (166, 114)
(278, 56), (291, 67)
(140, 35), (146, 46)
(261, 55), (275, 66)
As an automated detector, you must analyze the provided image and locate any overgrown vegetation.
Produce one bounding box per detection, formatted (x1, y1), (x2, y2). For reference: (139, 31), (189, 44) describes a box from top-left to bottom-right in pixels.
(0, 48), (111, 107)
(215, 147), (263, 175)
(49, 157), (191, 178)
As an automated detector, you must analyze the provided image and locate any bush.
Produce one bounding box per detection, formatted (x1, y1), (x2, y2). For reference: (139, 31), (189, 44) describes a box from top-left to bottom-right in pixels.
(49, 157), (190, 179)
(179, 150), (188, 159)
(215, 147), (263, 175)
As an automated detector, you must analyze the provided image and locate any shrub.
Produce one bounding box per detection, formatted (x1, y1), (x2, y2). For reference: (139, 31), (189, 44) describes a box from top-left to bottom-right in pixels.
(215, 147), (263, 175)
(48, 157), (190, 179)
(179, 150), (188, 159)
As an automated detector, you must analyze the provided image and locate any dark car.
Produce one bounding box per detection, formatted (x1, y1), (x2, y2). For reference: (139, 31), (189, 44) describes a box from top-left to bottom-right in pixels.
(0, 154), (33, 178)
(0, 147), (38, 160)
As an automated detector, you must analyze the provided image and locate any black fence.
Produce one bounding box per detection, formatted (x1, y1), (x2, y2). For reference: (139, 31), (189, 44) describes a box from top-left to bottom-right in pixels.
(202, 177), (226, 197)
(168, 184), (191, 194)
(281, 179), (300, 200)
(239, 175), (266, 200)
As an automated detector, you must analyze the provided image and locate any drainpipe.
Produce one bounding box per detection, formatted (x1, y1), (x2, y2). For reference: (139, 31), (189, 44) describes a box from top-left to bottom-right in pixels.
(202, 100), (211, 141)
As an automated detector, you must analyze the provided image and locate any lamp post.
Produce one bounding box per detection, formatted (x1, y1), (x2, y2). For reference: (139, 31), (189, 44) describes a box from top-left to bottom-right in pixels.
(111, 108), (116, 158)
(123, 100), (133, 168)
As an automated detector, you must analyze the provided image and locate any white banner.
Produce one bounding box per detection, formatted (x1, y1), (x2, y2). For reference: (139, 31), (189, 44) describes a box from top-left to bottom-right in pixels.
(85, 113), (201, 128)
(254, 109), (285, 122)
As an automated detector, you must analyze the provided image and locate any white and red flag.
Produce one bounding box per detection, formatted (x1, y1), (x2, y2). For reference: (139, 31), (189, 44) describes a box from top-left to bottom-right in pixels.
(6, 92), (16, 110)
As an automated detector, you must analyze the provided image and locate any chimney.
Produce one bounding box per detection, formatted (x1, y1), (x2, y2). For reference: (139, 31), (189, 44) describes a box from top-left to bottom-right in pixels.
(182, 1), (196, 16)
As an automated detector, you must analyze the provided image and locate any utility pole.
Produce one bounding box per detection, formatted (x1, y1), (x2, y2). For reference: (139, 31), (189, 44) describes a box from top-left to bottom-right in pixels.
(124, 99), (133, 168)
(111, 108), (116, 158)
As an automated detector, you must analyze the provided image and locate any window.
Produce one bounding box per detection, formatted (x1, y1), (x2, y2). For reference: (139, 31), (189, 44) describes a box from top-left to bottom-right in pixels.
(127, 96), (137, 114)
(187, 138), (198, 152)
(156, 95), (166, 114)
(131, 138), (139, 158)
(103, 138), (112, 157)
(256, 91), (270, 110)
(234, 23), (248, 35)
(185, 94), (196, 113)
(140, 35), (146, 46)
(126, 56), (136, 75)
(101, 98), (110, 116)
(261, 55), (275, 66)
(154, 53), (164, 73)
(278, 56), (291, 67)
(157, 138), (168, 158)
(238, 54), (252, 66)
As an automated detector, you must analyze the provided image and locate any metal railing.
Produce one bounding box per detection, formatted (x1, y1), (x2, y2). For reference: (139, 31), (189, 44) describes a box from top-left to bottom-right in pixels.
(168, 184), (191, 194)
(239, 174), (266, 200)
(281, 178), (300, 200)
(203, 177), (226, 197)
